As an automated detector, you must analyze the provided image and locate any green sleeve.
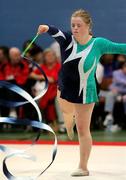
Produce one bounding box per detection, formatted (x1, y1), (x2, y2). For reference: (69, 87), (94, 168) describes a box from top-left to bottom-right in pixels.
(96, 37), (126, 55)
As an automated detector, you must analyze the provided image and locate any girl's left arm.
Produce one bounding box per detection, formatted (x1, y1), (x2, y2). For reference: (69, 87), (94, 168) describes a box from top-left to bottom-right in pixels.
(97, 38), (126, 55)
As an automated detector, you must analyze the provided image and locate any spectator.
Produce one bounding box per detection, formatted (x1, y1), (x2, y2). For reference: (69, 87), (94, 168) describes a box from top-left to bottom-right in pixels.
(91, 62), (104, 130)
(22, 40), (38, 58)
(31, 48), (61, 130)
(23, 45), (44, 124)
(101, 54), (115, 78)
(114, 54), (126, 70)
(29, 45), (43, 64)
(4, 47), (29, 117)
(104, 62), (126, 131)
(7, 47), (29, 85)
(0, 46), (9, 119)
(0, 46), (9, 62)
(0, 46), (9, 80)
(50, 41), (61, 60)
(26, 45), (44, 94)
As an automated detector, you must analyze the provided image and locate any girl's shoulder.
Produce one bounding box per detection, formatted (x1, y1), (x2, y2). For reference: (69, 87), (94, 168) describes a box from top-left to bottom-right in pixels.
(94, 37), (107, 42)
(93, 37), (110, 46)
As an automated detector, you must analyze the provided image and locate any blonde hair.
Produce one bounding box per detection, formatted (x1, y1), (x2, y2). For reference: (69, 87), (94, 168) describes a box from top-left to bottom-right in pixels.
(43, 48), (56, 57)
(71, 9), (93, 34)
(43, 48), (57, 64)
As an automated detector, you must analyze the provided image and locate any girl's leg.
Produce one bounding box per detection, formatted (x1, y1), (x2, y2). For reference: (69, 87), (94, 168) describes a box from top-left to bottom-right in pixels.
(72, 103), (95, 175)
(57, 90), (75, 139)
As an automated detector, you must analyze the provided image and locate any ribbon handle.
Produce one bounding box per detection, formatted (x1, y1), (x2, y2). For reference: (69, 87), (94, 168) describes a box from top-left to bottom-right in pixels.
(21, 34), (39, 57)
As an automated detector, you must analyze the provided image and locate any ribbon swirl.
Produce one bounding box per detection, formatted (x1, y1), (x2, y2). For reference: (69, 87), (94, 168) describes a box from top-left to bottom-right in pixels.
(0, 35), (58, 179)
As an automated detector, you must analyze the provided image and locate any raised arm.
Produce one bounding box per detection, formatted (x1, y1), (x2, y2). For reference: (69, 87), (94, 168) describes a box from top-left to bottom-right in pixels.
(37, 25), (71, 47)
(97, 38), (126, 56)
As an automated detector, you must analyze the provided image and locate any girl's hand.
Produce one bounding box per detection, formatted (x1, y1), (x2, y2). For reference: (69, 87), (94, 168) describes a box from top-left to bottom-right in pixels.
(37, 25), (49, 34)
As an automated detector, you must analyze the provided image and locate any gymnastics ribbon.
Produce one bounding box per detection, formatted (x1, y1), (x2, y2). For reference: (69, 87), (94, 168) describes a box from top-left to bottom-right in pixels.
(0, 34), (58, 180)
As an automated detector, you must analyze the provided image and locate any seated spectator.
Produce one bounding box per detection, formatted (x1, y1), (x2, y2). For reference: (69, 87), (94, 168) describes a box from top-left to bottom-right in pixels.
(29, 45), (43, 65)
(0, 46), (9, 120)
(23, 45), (44, 125)
(7, 47), (29, 86)
(50, 41), (61, 60)
(25, 45), (44, 94)
(100, 54), (115, 90)
(104, 62), (126, 131)
(114, 54), (126, 70)
(22, 40), (39, 58)
(91, 62), (104, 130)
(3, 47), (29, 117)
(101, 54), (115, 78)
(31, 49), (61, 131)
(0, 46), (9, 80)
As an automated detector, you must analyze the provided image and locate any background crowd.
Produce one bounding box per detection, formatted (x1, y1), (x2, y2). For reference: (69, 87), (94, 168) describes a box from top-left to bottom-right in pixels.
(0, 40), (126, 134)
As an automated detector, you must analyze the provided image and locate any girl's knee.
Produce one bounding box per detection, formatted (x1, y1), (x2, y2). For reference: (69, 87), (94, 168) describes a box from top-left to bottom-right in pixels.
(77, 125), (90, 137)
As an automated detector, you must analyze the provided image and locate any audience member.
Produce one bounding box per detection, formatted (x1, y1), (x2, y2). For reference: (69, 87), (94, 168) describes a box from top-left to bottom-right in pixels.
(31, 49), (61, 130)
(0, 46), (9, 118)
(3, 47), (29, 117)
(104, 62), (126, 131)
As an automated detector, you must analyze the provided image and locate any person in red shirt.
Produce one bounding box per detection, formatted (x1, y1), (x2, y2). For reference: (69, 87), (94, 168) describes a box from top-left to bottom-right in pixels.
(22, 45), (44, 126)
(0, 46), (10, 118)
(0, 46), (9, 80)
(30, 48), (61, 130)
(3, 47), (29, 117)
(5, 47), (29, 86)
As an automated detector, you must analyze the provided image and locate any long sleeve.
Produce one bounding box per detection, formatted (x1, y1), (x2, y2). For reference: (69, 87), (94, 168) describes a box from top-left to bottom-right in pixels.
(47, 25), (72, 47)
(97, 38), (126, 56)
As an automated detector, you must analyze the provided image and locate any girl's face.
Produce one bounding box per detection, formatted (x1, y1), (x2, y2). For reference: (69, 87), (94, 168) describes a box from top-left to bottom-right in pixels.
(71, 17), (90, 40)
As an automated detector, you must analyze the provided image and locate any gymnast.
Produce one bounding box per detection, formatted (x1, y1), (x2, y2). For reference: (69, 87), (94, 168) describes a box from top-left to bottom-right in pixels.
(37, 9), (126, 176)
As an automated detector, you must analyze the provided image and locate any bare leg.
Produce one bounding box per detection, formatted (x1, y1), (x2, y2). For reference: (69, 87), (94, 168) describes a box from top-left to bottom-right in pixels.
(57, 90), (75, 139)
(74, 103), (95, 171)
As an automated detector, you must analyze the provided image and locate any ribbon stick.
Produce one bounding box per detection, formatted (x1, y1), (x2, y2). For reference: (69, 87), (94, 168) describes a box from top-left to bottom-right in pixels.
(21, 34), (39, 57)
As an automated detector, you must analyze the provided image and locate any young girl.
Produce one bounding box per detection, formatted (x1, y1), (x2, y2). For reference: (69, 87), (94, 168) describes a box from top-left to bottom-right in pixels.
(37, 9), (126, 176)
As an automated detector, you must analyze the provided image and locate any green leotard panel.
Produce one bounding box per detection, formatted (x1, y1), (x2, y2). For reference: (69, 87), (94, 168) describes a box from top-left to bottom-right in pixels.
(77, 37), (126, 104)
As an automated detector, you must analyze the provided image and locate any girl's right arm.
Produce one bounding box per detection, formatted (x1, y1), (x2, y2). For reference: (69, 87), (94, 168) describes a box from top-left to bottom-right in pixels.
(37, 25), (71, 47)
